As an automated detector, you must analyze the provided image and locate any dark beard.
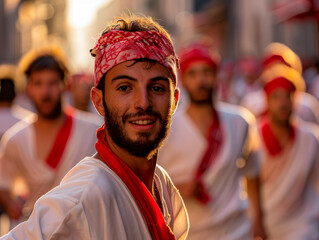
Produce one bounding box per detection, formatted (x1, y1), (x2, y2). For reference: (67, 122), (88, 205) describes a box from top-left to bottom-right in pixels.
(189, 97), (212, 105)
(35, 98), (63, 119)
(188, 86), (214, 105)
(103, 102), (172, 158)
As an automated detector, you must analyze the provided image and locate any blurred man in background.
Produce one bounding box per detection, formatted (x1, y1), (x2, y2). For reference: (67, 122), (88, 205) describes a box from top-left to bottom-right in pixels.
(257, 63), (319, 239)
(241, 42), (319, 125)
(158, 43), (266, 240)
(0, 46), (100, 228)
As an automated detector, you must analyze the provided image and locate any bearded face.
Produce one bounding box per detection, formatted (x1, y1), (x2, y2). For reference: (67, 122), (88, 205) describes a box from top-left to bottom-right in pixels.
(181, 61), (217, 105)
(27, 69), (64, 119)
(99, 60), (177, 159)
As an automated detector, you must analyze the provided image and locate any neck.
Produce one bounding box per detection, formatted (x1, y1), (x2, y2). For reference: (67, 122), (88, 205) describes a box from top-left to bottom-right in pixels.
(187, 102), (215, 137)
(74, 103), (89, 112)
(188, 101), (214, 117)
(35, 111), (66, 128)
(103, 134), (157, 191)
(269, 117), (291, 145)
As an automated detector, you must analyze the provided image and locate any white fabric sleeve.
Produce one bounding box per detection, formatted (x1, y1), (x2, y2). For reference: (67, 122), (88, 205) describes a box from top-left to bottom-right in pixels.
(241, 121), (261, 178)
(169, 185), (189, 240)
(309, 125), (319, 191)
(159, 167), (189, 240)
(0, 194), (91, 240)
(0, 134), (21, 190)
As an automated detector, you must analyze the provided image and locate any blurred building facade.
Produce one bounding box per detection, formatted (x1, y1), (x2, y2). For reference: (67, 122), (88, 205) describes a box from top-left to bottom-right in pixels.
(0, 0), (68, 64)
(0, 0), (318, 67)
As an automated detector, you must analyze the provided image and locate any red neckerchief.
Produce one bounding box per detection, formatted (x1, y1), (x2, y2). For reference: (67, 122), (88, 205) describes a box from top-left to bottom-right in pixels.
(45, 109), (74, 170)
(260, 117), (295, 156)
(95, 125), (176, 240)
(195, 109), (223, 204)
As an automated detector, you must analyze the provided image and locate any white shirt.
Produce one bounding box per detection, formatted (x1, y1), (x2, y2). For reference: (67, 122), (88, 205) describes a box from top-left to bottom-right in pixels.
(158, 102), (260, 240)
(0, 157), (189, 240)
(0, 110), (100, 210)
(258, 119), (319, 239)
(0, 105), (33, 139)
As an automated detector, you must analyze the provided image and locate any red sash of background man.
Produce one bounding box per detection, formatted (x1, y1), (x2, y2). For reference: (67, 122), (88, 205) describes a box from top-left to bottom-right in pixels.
(195, 110), (223, 204)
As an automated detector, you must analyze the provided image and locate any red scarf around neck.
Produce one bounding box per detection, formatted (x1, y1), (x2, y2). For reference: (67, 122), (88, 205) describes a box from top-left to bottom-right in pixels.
(95, 125), (176, 240)
(45, 109), (74, 170)
(261, 117), (295, 156)
(195, 110), (223, 204)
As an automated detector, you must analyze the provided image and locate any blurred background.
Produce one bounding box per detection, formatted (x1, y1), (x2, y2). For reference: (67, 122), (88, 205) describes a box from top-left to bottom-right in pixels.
(1, 0), (318, 66)
(1, 0), (319, 235)
(1, 0), (319, 94)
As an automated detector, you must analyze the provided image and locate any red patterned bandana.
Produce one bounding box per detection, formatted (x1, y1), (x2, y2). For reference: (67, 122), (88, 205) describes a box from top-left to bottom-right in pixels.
(90, 30), (179, 87)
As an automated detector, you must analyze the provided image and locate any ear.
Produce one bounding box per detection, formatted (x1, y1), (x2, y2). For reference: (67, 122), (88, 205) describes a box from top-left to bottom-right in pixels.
(91, 87), (105, 116)
(172, 88), (180, 113)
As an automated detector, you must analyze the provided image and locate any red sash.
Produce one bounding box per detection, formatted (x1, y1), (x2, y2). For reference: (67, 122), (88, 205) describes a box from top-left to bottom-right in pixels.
(261, 118), (295, 156)
(45, 110), (74, 169)
(95, 125), (176, 240)
(195, 110), (223, 204)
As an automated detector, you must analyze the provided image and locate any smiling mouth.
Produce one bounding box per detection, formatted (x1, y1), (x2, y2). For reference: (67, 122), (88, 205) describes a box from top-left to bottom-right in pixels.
(130, 120), (155, 125)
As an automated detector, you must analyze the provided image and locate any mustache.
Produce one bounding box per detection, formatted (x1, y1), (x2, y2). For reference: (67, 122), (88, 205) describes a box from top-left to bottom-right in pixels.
(40, 97), (53, 103)
(197, 85), (212, 91)
(123, 108), (162, 123)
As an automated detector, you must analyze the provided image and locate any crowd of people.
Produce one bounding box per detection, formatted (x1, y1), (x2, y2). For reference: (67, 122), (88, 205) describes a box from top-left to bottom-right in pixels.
(0, 13), (318, 240)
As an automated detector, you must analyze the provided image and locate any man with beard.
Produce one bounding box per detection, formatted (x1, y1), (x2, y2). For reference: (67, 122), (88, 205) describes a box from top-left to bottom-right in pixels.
(257, 63), (319, 239)
(241, 42), (319, 125)
(0, 46), (100, 228)
(158, 43), (266, 240)
(0, 15), (188, 240)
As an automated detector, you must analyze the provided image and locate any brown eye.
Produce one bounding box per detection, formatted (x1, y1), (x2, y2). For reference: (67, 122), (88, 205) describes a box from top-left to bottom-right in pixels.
(117, 85), (129, 91)
(152, 86), (165, 92)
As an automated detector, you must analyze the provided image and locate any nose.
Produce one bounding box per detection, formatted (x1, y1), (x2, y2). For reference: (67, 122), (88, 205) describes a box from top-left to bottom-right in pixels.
(133, 87), (152, 111)
(37, 82), (51, 97)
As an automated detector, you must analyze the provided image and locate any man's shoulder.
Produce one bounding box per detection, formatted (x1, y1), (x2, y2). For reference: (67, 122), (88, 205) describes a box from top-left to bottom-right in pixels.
(168, 111), (190, 133)
(72, 109), (103, 128)
(155, 165), (169, 182)
(54, 157), (125, 203)
(296, 119), (319, 142)
(217, 101), (256, 126)
(297, 91), (319, 108)
(1, 116), (35, 144)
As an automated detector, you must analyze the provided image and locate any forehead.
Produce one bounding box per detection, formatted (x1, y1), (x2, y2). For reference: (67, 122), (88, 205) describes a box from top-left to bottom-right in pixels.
(104, 60), (173, 83)
(28, 69), (63, 82)
(184, 61), (215, 73)
(268, 88), (293, 97)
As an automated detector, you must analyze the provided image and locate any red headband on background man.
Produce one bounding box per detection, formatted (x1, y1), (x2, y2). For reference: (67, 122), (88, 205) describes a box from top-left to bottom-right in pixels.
(264, 77), (296, 96)
(179, 43), (219, 74)
(90, 30), (179, 87)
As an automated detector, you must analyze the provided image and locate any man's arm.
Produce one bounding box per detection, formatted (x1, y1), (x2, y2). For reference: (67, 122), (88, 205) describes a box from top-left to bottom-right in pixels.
(246, 176), (267, 240)
(0, 190), (23, 220)
(0, 134), (23, 220)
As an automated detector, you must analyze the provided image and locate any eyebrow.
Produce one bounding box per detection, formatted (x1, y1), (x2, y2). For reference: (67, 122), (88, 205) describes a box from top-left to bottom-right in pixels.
(111, 75), (136, 82)
(111, 75), (171, 83)
(150, 76), (170, 83)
